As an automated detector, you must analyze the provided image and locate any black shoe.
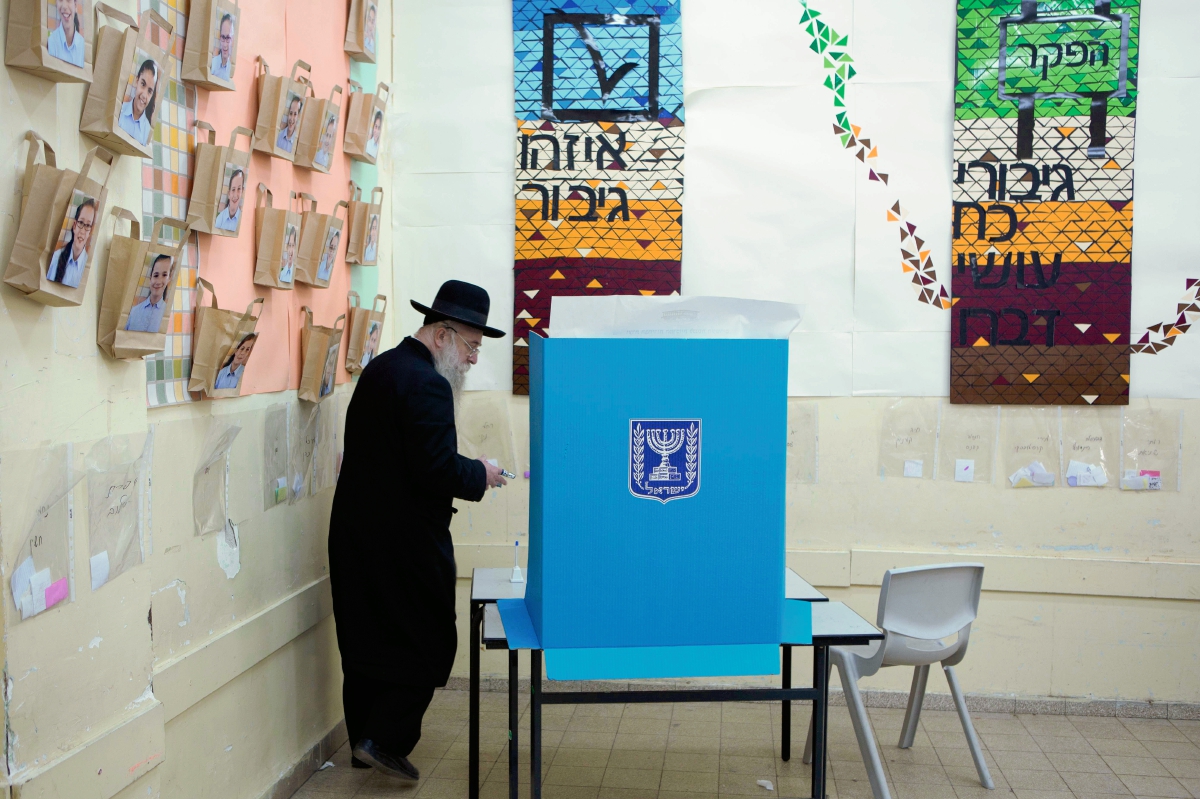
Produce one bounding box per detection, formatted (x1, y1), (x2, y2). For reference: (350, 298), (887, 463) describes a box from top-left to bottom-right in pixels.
(350, 755), (371, 769)
(352, 739), (419, 781)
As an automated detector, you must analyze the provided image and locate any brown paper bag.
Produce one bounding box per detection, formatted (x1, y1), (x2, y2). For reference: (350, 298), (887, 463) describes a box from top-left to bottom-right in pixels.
(345, 292), (387, 374)
(18, 130), (58, 218)
(5, 138), (118, 306)
(252, 57), (311, 162)
(346, 182), (383, 266)
(298, 306), (346, 403)
(295, 83), (343, 173)
(181, 0), (239, 91)
(189, 277), (264, 399)
(79, 7), (175, 158)
(343, 80), (388, 165)
(252, 184), (302, 290)
(294, 195), (348, 289)
(343, 0), (378, 64)
(186, 122), (252, 236)
(5, 0), (94, 83)
(97, 213), (190, 359)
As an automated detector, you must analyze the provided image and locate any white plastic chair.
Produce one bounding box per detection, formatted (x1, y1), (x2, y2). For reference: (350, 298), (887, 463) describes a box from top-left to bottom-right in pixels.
(803, 563), (993, 799)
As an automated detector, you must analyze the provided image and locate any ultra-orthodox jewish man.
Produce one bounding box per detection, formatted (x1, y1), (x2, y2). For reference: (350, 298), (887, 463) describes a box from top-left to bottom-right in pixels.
(329, 280), (507, 780)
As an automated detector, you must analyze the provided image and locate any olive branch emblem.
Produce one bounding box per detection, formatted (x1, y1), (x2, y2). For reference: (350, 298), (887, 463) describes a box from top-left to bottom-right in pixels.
(632, 422), (645, 486)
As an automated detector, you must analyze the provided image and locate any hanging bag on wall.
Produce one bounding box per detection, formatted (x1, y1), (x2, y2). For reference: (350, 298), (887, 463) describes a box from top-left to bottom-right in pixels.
(97, 213), (190, 359)
(298, 306), (346, 403)
(343, 80), (388, 165)
(345, 292), (387, 374)
(342, 0), (378, 64)
(252, 184), (301, 290)
(346, 182), (382, 266)
(6, 0), (95, 83)
(181, 0), (239, 90)
(295, 83), (343, 173)
(5, 136), (118, 306)
(186, 122), (252, 236)
(294, 194), (348, 289)
(189, 277), (264, 399)
(79, 7), (175, 158)
(252, 57), (311, 162)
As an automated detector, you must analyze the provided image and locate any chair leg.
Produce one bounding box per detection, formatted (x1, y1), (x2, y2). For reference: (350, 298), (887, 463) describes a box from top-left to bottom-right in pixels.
(898, 664), (929, 749)
(802, 714), (814, 764)
(838, 660), (893, 799)
(943, 665), (994, 790)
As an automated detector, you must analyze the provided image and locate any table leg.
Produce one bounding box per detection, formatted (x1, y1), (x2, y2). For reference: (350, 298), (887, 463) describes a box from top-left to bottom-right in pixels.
(812, 644), (829, 799)
(531, 649), (543, 799)
(781, 645), (792, 762)
(469, 600), (481, 799)
(509, 649), (519, 799)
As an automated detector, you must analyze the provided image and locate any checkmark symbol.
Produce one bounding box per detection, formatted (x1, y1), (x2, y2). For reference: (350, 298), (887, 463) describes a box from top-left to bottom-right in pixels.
(557, 11), (638, 100)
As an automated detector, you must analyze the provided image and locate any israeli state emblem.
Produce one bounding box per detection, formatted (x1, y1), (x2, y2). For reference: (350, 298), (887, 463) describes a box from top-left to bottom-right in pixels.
(629, 419), (701, 503)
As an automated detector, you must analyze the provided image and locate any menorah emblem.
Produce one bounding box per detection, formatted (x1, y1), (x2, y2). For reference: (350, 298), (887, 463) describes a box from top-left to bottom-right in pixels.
(630, 419), (701, 503)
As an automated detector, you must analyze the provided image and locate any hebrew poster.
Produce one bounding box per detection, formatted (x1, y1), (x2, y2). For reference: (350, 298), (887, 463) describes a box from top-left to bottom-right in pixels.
(511, 0), (684, 394)
(951, 0), (1138, 404)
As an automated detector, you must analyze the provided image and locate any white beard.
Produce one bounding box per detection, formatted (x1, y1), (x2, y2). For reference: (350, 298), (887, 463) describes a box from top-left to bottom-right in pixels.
(432, 342), (469, 409)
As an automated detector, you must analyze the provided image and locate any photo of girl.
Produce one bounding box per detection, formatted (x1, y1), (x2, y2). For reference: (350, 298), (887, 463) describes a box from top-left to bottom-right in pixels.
(124, 253), (174, 333)
(314, 112), (337, 169)
(48, 190), (96, 288)
(214, 332), (258, 390)
(214, 165), (245, 234)
(359, 320), (381, 369)
(365, 109), (383, 159)
(363, 214), (379, 263)
(318, 341), (339, 398)
(316, 228), (340, 283)
(210, 12), (234, 81)
(47, 0), (86, 68)
(278, 224), (298, 283)
(364, 2), (377, 56)
(118, 53), (159, 147)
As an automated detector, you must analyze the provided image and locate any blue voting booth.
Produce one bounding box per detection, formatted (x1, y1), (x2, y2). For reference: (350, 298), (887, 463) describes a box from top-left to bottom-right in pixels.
(499, 326), (810, 680)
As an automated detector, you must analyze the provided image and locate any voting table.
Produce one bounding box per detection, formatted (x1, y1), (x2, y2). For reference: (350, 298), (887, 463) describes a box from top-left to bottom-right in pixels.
(468, 566), (883, 799)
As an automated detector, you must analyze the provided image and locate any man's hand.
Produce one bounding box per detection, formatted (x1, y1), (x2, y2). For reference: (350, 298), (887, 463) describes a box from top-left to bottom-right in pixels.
(479, 457), (508, 488)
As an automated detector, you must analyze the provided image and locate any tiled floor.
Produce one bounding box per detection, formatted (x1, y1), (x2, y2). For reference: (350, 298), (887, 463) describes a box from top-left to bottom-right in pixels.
(294, 689), (1200, 799)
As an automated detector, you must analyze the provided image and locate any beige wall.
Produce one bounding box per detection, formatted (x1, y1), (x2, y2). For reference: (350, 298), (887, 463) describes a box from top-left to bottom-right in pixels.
(0, 0), (396, 796)
(449, 395), (1200, 705)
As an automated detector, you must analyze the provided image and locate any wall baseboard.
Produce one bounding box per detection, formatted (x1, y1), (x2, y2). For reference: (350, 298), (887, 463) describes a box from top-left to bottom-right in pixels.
(260, 720), (348, 799)
(444, 677), (1199, 720)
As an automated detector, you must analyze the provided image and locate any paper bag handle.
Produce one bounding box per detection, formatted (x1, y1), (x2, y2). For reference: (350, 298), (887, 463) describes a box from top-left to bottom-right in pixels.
(196, 277), (220, 310)
(288, 191), (301, 213)
(24, 130), (56, 171)
(301, 305), (314, 330)
(348, 179), (361, 202)
(257, 55), (270, 78)
(257, 183), (273, 209)
(111, 206), (140, 240)
(195, 120), (217, 146)
(150, 217), (191, 251)
(332, 200), (349, 223)
(140, 9), (174, 38)
(372, 294), (388, 313)
(333, 314), (346, 333)
(289, 60), (312, 82)
(347, 291), (361, 310)
(347, 79), (362, 94)
(298, 192), (318, 213)
(329, 84), (344, 103)
(95, 2), (137, 29)
(80, 146), (119, 190)
(370, 186), (384, 205)
(228, 126), (254, 152)
(242, 297), (264, 322)
(296, 76), (316, 99)
(375, 82), (391, 105)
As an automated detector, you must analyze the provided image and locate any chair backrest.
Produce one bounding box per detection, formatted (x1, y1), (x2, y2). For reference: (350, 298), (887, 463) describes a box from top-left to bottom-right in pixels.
(876, 563), (984, 641)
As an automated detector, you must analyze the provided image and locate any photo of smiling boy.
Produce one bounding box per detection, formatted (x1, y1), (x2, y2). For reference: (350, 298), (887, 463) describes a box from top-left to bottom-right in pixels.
(125, 254), (174, 333)
(278, 224), (298, 284)
(276, 93), (303, 154)
(214, 166), (245, 234)
(210, 12), (234, 81)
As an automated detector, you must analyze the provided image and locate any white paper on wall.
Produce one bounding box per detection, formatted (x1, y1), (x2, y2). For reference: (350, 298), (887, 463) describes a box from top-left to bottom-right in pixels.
(788, 333), (853, 397)
(217, 520), (240, 579)
(852, 332), (949, 397)
(194, 420), (241, 536)
(85, 432), (151, 591)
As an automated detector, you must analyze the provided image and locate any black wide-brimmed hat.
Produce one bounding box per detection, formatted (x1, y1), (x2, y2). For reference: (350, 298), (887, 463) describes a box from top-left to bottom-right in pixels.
(411, 280), (505, 338)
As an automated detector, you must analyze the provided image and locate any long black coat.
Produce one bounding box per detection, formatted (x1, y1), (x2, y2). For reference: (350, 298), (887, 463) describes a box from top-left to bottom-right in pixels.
(329, 337), (486, 686)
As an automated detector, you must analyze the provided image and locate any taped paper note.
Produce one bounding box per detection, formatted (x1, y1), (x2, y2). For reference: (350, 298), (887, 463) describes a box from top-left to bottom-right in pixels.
(1001, 408), (1059, 488)
(878, 398), (938, 480)
(786, 400), (818, 485)
(263, 403), (289, 510)
(194, 419), (241, 536)
(217, 520), (240, 579)
(549, 296), (804, 339)
(1120, 407), (1182, 491)
(936, 405), (997, 483)
(312, 402), (338, 495)
(1061, 408), (1117, 489)
(85, 432), (151, 591)
(289, 401), (320, 504)
(3, 445), (81, 622)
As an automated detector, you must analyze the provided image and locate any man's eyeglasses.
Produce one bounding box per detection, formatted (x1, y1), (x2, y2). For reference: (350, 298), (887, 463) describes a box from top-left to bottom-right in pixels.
(219, 34), (233, 43)
(443, 325), (481, 356)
